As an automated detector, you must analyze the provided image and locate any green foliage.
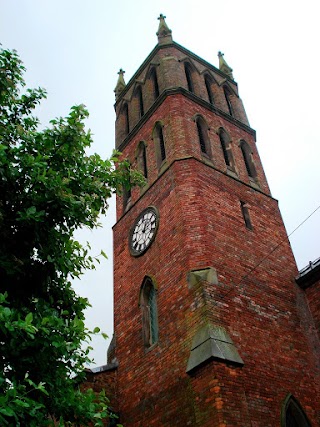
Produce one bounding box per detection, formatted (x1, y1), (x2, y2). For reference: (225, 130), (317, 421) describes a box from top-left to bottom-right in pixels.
(0, 47), (138, 425)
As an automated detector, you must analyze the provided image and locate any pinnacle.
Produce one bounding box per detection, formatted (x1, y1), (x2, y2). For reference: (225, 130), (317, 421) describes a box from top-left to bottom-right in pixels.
(156, 14), (173, 45)
(114, 68), (126, 100)
(218, 51), (234, 79)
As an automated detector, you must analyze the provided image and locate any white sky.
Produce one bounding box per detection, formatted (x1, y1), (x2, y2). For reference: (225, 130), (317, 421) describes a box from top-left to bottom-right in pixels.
(1, 0), (320, 366)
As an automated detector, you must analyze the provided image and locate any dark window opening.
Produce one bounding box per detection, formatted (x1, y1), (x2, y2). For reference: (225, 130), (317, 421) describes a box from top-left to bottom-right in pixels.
(240, 201), (252, 230)
(196, 117), (211, 157)
(158, 126), (166, 162)
(140, 278), (158, 348)
(240, 140), (257, 179)
(150, 68), (160, 99)
(283, 395), (311, 427)
(219, 129), (230, 166)
(223, 86), (233, 116)
(137, 142), (148, 179)
(218, 128), (235, 170)
(142, 145), (148, 178)
(197, 120), (207, 154)
(123, 103), (129, 135)
(136, 86), (144, 118)
(122, 163), (131, 211)
(205, 75), (214, 105)
(154, 123), (166, 169)
(185, 63), (194, 93)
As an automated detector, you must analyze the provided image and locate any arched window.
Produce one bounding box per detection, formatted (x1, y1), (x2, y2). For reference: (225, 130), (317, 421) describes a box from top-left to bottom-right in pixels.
(154, 123), (166, 169)
(204, 74), (214, 105)
(196, 116), (211, 156)
(223, 85), (234, 116)
(240, 140), (257, 179)
(137, 141), (148, 179)
(150, 67), (160, 100)
(122, 161), (131, 211)
(218, 128), (235, 169)
(122, 103), (129, 135)
(135, 86), (144, 118)
(140, 277), (158, 348)
(184, 62), (194, 93)
(282, 395), (311, 427)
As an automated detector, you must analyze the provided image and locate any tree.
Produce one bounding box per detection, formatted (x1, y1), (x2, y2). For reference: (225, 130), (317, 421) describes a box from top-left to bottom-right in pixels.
(0, 47), (142, 426)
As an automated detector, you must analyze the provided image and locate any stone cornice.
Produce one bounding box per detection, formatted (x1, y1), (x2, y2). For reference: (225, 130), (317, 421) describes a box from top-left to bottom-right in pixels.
(113, 155), (276, 228)
(117, 87), (256, 151)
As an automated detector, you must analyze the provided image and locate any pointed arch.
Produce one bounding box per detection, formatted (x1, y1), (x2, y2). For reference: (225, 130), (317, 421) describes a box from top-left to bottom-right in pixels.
(122, 102), (130, 135)
(195, 116), (211, 157)
(204, 74), (214, 105)
(149, 67), (160, 100)
(281, 394), (311, 427)
(240, 140), (257, 179)
(223, 85), (234, 116)
(153, 122), (166, 169)
(136, 141), (148, 179)
(218, 127), (235, 169)
(184, 62), (195, 93)
(122, 161), (131, 212)
(134, 85), (144, 118)
(139, 276), (158, 348)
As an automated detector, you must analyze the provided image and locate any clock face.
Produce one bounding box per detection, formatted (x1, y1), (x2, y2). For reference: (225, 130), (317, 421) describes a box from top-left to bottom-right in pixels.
(129, 206), (159, 256)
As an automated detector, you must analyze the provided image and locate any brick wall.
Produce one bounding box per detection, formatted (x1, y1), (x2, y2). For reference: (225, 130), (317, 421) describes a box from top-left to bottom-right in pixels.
(106, 40), (320, 426)
(111, 152), (320, 425)
(115, 42), (249, 149)
(305, 280), (320, 338)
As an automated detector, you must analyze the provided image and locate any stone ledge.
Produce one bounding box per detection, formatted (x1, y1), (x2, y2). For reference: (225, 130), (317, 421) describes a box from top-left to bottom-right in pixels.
(186, 324), (243, 373)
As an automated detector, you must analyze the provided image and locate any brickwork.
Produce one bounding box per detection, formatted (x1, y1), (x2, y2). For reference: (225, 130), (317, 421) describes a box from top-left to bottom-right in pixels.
(306, 281), (320, 337)
(115, 43), (249, 148)
(112, 155), (320, 425)
(89, 22), (320, 427)
(84, 369), (117, 401)
(115, 93), (268, 220)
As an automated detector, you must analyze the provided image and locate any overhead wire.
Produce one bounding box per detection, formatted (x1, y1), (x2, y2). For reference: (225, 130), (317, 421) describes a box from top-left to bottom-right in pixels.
(211, 203), (320, 306)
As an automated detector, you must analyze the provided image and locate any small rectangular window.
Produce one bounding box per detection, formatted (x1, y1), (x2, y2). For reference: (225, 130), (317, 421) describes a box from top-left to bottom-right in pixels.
(240, 201), (252, 230)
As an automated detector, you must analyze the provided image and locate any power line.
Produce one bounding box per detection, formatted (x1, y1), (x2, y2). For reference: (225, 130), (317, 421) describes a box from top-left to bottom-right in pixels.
(212, 203), (320, 306)
(287, 204), (320, 239)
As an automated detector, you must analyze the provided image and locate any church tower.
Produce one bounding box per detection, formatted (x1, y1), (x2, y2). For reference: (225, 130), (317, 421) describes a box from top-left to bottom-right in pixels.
(110, 15), (320, 426)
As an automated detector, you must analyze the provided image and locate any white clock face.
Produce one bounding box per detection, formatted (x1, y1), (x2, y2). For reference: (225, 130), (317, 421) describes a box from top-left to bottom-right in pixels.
(129, 207), (159, 256)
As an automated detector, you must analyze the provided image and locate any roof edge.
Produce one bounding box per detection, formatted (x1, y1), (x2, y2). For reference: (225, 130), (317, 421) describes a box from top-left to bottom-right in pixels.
(296, 257), (320, 289)
(114, 41), (237, 106)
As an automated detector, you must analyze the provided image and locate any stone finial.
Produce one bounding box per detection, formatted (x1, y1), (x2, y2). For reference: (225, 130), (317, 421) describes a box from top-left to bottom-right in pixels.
(114, 69), (126, 100)
(156, 14), (173, 45)
(218, 51), (234, 79)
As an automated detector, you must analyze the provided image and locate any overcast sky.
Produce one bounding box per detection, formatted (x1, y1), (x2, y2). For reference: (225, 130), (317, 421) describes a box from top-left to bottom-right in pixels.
(1, 0), (319, 366)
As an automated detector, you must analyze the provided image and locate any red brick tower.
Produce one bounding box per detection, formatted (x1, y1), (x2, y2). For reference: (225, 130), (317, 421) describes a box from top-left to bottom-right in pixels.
(110, 15), (320, 426)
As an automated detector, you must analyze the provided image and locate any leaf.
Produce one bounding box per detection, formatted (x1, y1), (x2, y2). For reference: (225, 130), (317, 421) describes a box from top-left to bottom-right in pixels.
(0, 407), (15, 417)
(100, 250), (108, 259)
(25, 312), (33, 324)
(26, 206), (36, 216)
(0, 47), (135, 426)
(12, 399), (30, 408)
